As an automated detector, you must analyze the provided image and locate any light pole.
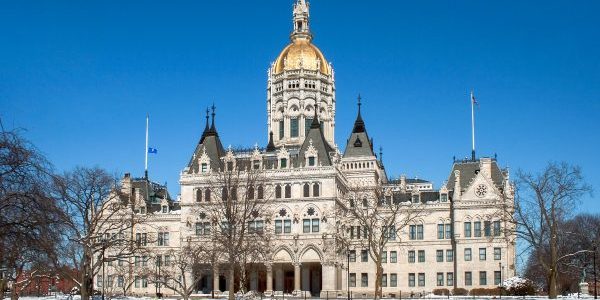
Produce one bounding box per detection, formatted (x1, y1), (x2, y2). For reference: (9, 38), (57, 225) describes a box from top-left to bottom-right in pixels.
(101, 246), (106, 300)
(347, 246), (350, 300)
(498, 262), (502, 299)
(593, 241), (597, 299)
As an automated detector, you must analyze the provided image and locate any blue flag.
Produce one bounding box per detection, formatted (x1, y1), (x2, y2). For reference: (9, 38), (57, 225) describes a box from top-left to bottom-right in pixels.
(148, 147), (158, 154)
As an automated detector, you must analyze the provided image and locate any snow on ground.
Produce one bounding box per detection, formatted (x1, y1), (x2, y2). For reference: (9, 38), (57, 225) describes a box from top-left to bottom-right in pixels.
(6, 295), (599, 300)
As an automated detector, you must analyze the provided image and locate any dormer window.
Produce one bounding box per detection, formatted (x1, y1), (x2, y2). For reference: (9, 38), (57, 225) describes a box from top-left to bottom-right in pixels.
(139, 207), (146, 214)
(280, 158), (287, 169)
(253, 160), (260, 170)
(354, 137), (362, 147)
(201, 163), (208, 173)
(412, 194), (420, 204)
(226, 161), (234, 171)
(440, 193), (448, 202)
(162, 206), (168, 213)
(308, 156), (315, 166)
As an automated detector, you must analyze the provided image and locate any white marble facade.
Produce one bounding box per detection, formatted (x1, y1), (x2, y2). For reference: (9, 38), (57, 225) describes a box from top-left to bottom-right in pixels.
(101, 0), (516, 297)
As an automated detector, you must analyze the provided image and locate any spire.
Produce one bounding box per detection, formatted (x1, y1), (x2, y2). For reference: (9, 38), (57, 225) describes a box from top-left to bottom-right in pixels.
(204, 107), (210, 133)
(379, 146), (383, 164)
(199, 107), (211, 144)
(210, 103), (216, 131)
(311, 102), (320, 129)
(352, 94), (366, 133)
(343, 94), (375, 158)
(291, 0), (312, 42)
(266, 131), (276, 152)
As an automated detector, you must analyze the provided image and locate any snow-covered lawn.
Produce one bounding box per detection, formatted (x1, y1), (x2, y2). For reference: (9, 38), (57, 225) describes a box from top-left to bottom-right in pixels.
(6, 295), (598, 300)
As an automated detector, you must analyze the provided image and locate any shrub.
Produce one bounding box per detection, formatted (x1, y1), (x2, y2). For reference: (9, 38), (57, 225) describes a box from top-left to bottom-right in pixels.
(506, 280), (536, 296)
(432, 288), (450, 296)
(502, 276), (537, 296)
(469, 287), (501, 296)
(452, 288), (468, 296)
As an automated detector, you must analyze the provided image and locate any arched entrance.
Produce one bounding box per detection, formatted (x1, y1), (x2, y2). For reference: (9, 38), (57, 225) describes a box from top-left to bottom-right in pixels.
(300, 247), (322, 296)
(301, 262), (322, 296)
(272, 248), (295, 293)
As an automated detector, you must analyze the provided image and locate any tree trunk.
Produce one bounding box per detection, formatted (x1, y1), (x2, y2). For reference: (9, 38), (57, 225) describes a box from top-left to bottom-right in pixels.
(239, 263), (247, 294)
(548, 224), (558, 299)
(548, 269), (558, 298)
(10, 284), (18, 300)
(81, 251), (93, 300)
(374, 263), (382, 300)
(228, 266), (235, 300)
(0, 279), (6, 300)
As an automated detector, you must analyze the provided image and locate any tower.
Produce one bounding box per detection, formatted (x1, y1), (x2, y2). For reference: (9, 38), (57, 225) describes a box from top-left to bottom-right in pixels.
(267, 0), (336, 148)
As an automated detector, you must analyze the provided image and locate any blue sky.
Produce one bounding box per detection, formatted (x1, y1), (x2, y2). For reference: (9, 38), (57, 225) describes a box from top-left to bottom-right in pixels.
(1, 1), (598, 213)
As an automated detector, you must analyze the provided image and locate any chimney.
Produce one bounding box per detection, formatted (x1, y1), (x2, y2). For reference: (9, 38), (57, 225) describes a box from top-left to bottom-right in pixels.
(400, 175), (406, 190)
(453, 170), (461, 200)
(480, 157), (493, 180)
(121, 173), (132, 195)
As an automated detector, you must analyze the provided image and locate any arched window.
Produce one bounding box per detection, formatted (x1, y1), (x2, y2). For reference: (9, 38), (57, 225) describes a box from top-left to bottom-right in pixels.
(247, 186), (255, 200)
(257, 185), (264, 199)
(362, 198), (368, 208)
(222, 187), (228, 201)
(195, 189), (202, 202)
(275, 185), (282, 199)
(313, 183), (320, 197)
(285, 185), (291, 198)
(205, 189), (211, 202)
(303, 183), (310, 197)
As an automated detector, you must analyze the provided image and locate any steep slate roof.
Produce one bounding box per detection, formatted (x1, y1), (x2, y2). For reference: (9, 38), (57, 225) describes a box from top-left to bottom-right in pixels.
(445, 159), (505, 191)
(121, 177), (179, 213)
(265, 131), (277, 152)
(390, 191), (440, 204)
(387, 178), (431, 185)
(299, 110), (334, 166)
(406, 178), (430, 184)
(187, 109), (226, 173)
(343, 98), (375, 158)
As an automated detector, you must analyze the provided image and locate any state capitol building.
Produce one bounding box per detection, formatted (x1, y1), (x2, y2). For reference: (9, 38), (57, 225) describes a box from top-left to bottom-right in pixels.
(100, 0), (516, 298)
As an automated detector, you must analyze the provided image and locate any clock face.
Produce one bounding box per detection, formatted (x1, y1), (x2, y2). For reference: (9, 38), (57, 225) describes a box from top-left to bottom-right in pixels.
(475, 184), (488, 198)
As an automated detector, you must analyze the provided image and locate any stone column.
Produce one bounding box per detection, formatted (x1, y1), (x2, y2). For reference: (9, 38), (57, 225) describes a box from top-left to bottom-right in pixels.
(301, 266), (310, 291)
(275, 267), (283, 291)
(293, 263), (301, 295)
(213, 264), (220, 293)
(320, 262), (337, 298)
(250, 270), (258, 291)
(265, 263), (273, 296)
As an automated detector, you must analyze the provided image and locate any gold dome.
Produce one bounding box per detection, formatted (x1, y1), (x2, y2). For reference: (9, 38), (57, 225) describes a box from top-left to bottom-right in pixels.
(274, 38), (330, 75)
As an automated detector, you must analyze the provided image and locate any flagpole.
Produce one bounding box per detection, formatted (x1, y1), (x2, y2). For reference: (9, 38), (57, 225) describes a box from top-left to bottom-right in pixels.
(471, 90), (476, 161)
(145, 114), (149, 179)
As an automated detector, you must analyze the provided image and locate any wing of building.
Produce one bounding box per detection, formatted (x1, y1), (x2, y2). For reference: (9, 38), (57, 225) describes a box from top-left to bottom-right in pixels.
(100, 0), (516, 298)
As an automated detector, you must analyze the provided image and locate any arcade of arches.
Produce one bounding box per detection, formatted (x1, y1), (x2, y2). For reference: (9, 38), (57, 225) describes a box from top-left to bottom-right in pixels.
(194, 247), (342, 297)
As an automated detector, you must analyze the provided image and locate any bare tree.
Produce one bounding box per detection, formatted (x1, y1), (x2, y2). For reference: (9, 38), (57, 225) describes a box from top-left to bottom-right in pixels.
(335, 182), (426, 299)
(524, 213), (600, 294)
(514, 162), (592, 298)
(145, 242), (209, 300)
(0, 128), (62, 300)
(199, 166), (273, 300)
(53, 167), (150, 300)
